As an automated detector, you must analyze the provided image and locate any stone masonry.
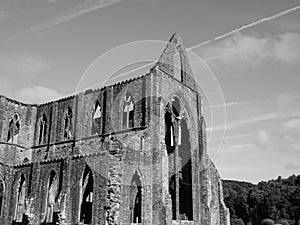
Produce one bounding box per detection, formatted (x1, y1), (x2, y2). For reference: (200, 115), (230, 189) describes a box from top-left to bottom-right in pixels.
(0, 34), (230, 225)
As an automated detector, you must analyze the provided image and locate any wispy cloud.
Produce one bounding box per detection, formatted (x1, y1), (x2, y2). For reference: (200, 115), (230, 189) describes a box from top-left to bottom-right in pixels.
(207, 94), (300, 132)
(207, 99), (262, 109)
(210, 134), (254, 142)
(27, 0), (126, 33)
(208, 112), (280, 131)
(202, 32), (300, 68)
(0, 9), (15, 21)
(253, 118), (300, 153)
(14, 86), (63, 104)
(0, 53), (50, 76)
(210, 143), (254, 153)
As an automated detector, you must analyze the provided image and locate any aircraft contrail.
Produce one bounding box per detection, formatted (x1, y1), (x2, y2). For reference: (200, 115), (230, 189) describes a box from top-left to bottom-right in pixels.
(103, 5), (300, 83)
(189, 5), (300, 51)
(27, 0), (125, 33)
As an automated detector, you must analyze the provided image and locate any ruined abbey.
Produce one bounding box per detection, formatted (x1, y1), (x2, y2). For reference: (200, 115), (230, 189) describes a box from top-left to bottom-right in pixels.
(0, 34), (230, 225)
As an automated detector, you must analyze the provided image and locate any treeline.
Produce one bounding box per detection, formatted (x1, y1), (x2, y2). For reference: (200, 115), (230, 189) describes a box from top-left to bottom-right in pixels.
(222, 175), (300, 225)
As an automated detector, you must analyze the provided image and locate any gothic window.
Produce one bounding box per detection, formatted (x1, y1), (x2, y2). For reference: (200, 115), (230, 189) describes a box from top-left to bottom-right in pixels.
(91, 101), (101, 135)
(174, 49), (183, 81)
(0, 176), (4, 215)
(79, 166), (93, 224)
(64, 107), (72, 140)
(14, 173), (26, 223)
(165, 97), (181, 152)
(178, 119), (193, 221)
(45, 171), (59, 223)
(165, 103), (175, 152)
(7, 113), (20, 144)
(38, 114), (47, 144)
(122, 92), (134, 129)
(164, 97), (193, 220)
(130, 171), (142, 223)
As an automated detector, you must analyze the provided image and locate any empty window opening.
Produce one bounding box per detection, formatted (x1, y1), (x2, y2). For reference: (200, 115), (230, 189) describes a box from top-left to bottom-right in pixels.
(165, 103), (175, 153)
(178, 119), (193, 221)
(79, 166), (93, 225)
(0, 177), (4, 215)
(45, 171), (59, 224)
(38, 114), (47, 144)
(172, 97), (181, 118)
(91, 101), (101, 135)
(122, 92), (134, 129)
(14, 173), (26, 223)
(7, 113), (20, 144)
(169, 175), (176, 220)
(64, 107), (72, 140)
(130, 171), (142, 223)
(174, 51), (182, 82)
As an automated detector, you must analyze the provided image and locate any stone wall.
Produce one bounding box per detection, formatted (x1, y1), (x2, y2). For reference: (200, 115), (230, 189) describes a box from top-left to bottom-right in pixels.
(0, 34), (230, 225)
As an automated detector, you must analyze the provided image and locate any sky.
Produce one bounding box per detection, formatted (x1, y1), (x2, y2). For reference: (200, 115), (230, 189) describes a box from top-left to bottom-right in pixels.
(0, 0), (300, 183)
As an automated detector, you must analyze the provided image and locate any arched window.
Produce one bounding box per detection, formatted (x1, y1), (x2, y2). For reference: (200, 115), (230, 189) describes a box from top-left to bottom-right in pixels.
(165, 97), (181, 152)
(0, 176), (4, 215)
(45, 171), (59, 223)
(79, 166), (93, 224)
(164, 97), (193, 220)
(122, 92), (134, 129)
(7, 113), (20, 144)
(178, 119), (193, 221)
(174, 50), (183, 81)
(38, 114), (47, 144)
(14, 173), (26, 223)
(64, 107), (73, 140)
(165, 103), (175, 152)
(91, 101), (101, 135)
(130, 170), (142, 223)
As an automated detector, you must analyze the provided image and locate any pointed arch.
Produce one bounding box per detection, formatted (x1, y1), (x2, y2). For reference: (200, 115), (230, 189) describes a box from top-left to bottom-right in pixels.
(164, 96), (182, 153)
(91, 101), (102, 135)
(64, 107), (73, 140)
(14, 173), (26, 223)
(44, 170), (59, 223)
(129, 170), (143, 223)
(174, 49), (183, 82)
(79, 165), (93, 224)
(7, 113), (21, 144)
(122, 92), (135, 129)
(164, 96), (194, 220)
(38, 114), (47, 144)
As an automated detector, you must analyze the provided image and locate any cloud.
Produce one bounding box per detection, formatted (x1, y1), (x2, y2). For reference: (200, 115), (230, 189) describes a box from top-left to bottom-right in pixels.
(27, 0), (126, 33)
(207, 94), (300, 132)
(14, 86), (63, 104)
(210, 143), (254, 154)
(253, 118), (300, 153)
(254, 129), (279, 151)
(0, 53), (50, 76)
(207, 99), (258, 109)
(0, 9), (14, 21)
(202, 32), (300, 68)
(274, 33), (300, 63)
(280, 118), (300, 153)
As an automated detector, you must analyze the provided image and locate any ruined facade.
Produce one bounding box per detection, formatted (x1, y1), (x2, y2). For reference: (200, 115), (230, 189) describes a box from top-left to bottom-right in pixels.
(0, 34), (230, 225)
